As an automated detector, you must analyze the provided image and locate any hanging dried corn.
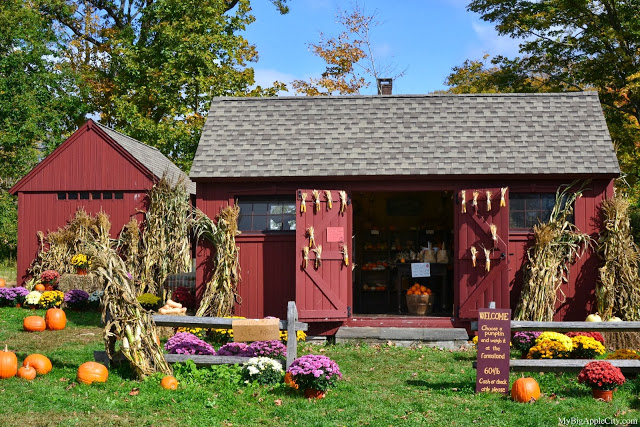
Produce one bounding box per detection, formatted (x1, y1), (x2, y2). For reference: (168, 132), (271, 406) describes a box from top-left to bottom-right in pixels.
(500, 187), (508, 207)
(339, 191), (348, 214)
(300, 192), (307, 214)
(484, 247), (491, 272)
(313, 245), (322, 269)
(306, 226), (315, 248)
(302, 246), (309, 269)
(472, 191), (479, 215)
(461, 190), (467, 214)
(324, 190), (333, 211)
(486, 190), (492, 211)
(312, 190), (321, 213)
(470, 246), (478, 267)
(490, 224), (498, 242)
(341, 244), (349, 266)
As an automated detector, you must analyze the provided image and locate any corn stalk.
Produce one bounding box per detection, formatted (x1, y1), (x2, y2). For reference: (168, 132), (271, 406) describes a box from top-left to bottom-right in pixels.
(597, 193), (640, 320)
(514, 184), (592, 321)
(192, 206), (240, 317)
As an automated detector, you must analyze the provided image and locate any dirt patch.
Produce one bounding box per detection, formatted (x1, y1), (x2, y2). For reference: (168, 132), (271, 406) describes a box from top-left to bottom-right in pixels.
(16, 325), (103, 353)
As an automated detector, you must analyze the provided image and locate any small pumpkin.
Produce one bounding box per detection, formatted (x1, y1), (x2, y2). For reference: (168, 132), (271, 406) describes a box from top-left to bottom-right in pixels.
(35, 283), (45, 292)
(77, 361), (108, 385)
(23, 316), (46, 332)
(17, 362), (36, 381)
(45, 308), (67, 330)
(0, 344), (18, 379)
(160, 375), (178, 390)
(511, 377), (541, 403)
(23, 354), (52, 375)
(0, 278), (5, 287)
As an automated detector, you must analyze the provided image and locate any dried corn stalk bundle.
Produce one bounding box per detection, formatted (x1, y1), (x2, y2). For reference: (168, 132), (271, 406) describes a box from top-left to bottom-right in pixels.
(137, 174), (192, 295)
(324, 190), (333, 210)
(602, 332), (640, 351)
(514, 184), (591, 321)
(115, 219), (141, 278)
(596, 194), (640, 320)
(300, 192), (308, 213)
(90, 242), (171, 379)
(192, 206), (240, 318)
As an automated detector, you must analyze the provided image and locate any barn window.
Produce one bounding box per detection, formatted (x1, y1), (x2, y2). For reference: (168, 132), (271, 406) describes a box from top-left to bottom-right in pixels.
(237, 197), (296, 232)
(103, 192), (112, 199)
(114, 192), (124, 200)
(80, 192), (89, 200)
(68, 192), (78, 200)
(509, 193), (572, 230)
(57, 192), (66, 200)
(92, 192), (101, 200)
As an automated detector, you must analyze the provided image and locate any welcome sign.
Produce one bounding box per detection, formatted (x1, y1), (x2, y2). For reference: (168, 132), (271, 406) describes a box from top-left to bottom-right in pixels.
(475, 308), (511, 394)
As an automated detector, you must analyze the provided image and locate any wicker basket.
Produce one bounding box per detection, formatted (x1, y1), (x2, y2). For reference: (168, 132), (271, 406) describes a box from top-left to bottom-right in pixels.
(406, 294), (433, 316)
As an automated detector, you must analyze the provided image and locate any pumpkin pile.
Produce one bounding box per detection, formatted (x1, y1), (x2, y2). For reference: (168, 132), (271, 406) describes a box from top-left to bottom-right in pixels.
(0, 346), (53, 381)
(23, 308), (66, 332)
(406, 283), (432, 296)
(158, 299), (187, 315)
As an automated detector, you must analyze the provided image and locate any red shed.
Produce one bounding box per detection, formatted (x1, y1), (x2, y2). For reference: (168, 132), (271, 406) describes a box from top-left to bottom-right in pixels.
(10, 119), (195, 285)
(190, 92), (619, 334)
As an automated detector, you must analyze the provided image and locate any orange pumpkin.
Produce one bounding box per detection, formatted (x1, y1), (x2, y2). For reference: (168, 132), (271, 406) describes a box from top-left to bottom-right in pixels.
(17, 363), (36, 381)
(23, 316), (46, 332)
(511, 377), (541, 403)
(0, 344), (18, 379)
(35, 283), (45, 291)
(77, 362), (108, 385)
(0, 278), (5, 287)
(45, 308), (67, 330)
(23, 354), (52, 375)
(160, 375), (178, 390)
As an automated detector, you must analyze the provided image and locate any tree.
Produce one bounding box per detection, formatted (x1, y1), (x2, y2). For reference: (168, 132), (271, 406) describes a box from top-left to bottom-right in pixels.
(37, 0), (289, 171)
(293, 4), (404, 96)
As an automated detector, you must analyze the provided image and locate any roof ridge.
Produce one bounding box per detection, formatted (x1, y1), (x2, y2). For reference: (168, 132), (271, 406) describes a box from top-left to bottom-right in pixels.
(94, 121), (162, 153)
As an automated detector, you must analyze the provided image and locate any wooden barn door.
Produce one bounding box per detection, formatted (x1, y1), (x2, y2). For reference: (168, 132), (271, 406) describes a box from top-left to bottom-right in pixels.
(295, 189), (351, 321)
(456, 188), (509, 319)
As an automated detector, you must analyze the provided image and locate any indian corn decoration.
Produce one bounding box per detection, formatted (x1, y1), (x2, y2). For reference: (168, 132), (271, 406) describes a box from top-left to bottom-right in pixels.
(341, 244), (349, 266)
(500, 187), (507, 207)
(486, 190), (492, 211)
(324, 190), (333, 211)
(472, 190), (479, 214)
(313, 245), (322, 269)
(306, 226), (315, 248)
(300, 192), (307, 213)
(339, 191), (347, 214)
(484, 247), (491, 272)
(461, 190), (467, 214)
(312, 190), (321, 213)
(470, 246), (478, 267)
(490, 224), (498, 242)
(302, 246), (309, 269)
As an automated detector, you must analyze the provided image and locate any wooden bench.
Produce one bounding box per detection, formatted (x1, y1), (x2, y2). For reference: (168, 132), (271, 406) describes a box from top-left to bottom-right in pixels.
(474, 321), (640, 374)
(95, 301), (308, 369)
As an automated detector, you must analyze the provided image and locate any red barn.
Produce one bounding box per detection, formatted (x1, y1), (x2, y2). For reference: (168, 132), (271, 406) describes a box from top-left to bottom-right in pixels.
(10, 119), (195, 285)
(191, 92), (619, 334)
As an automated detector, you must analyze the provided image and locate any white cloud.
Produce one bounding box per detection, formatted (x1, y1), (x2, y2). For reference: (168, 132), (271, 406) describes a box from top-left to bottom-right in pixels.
(252, 68), (297, 94)
(468, 21), (521, 59)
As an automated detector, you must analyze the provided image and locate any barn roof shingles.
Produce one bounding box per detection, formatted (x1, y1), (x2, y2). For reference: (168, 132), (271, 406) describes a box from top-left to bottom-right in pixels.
(190, 92), (619, 180)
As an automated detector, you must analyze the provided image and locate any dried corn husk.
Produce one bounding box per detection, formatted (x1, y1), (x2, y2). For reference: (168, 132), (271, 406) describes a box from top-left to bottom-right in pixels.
(500, 187), (508, 207)
(483, 247), (491, 272)
(313, 245), (322, 269)
(307, 226), (315, 248)
(341, 244), (349, 266)
(324, 190), (333, 210)
(470, 246), (478, 267)
(312, 190), (320, 213)
(302, 246), (309, 269)
(300, 192), (307, 213)
(486, 190), (492, 211)
(472, 191), (479, 214)
(461, 190), (467, 214)
(339, 191), (347, 214)
(490, 224), (498, 242)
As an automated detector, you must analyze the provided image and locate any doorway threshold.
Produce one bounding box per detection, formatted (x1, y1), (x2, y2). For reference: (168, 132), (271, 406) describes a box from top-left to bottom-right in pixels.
(346, 314), (456, 328)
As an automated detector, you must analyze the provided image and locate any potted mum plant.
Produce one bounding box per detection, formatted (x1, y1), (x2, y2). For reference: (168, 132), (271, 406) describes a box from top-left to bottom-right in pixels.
(286, 354), (342, 399)
(241, 357), (283, 386)
(70, 254), (91, 275)
(40, 270), (60, 290)
(577, 361), (625, 401)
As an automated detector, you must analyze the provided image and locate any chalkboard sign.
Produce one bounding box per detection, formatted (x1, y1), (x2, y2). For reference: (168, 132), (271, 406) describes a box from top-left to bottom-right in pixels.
(475, 308), (511, 394)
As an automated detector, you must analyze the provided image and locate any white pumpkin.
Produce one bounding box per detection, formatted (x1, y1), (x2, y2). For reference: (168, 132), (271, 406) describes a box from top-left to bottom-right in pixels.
(585, 314), (602, 322)
(608, 316), (622, 322)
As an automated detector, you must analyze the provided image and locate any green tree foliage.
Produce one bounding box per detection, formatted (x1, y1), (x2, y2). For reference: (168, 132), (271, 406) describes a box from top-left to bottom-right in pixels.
(38, 0), (288, 171)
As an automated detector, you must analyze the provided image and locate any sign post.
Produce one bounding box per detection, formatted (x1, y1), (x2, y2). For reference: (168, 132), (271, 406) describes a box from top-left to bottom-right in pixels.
(475, 307), (511, 394)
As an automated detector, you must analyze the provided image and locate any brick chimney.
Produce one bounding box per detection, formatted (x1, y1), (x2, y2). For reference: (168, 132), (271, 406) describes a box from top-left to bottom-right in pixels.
(377, 78), (392, 95)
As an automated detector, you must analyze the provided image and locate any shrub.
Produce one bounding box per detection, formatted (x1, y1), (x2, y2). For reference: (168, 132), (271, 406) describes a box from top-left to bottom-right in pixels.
(172, 286), (196, 309)
(136, 293), (161, 310)
(287, 354), (342, 392)
(241, 357), (283, 386)
(165, 332), (216, 355)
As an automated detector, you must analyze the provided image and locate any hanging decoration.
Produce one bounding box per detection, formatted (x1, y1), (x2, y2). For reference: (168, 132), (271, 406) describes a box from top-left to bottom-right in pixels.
(301, 246), (309, 269)
(339, 191), (348, 214)
(486, 190), (493, 211)
(461, 190), (467, 214)
(306, 226), (315, 248)
(500, 187), (508, 207)
(484, 247), (491, 272)
(324, 190), (333, 211)
(472, 191), (479, 215)
(312, 246), (322, 269)
(312, 190), (321, 213)
(300, 192), (307, 214)
(341, 244), (349, 266)
(490, 224), (498, 243)
(470, 246), (478, 267)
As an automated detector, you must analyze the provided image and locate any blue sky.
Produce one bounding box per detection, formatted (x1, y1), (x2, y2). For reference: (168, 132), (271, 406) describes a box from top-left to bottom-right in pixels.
(242, 0), (522, 95)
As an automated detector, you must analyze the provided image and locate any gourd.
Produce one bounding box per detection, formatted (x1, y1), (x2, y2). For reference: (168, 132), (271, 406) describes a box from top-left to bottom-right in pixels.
(35, 284), (45, 292)
(160, 375), (178, 390)
(45, 308), (67, 330)
(23, 316), (46, 332)
(77, 361), (108, 384)
(17, 363), (36, 380)
(511, 377), (541, 403)
(0, 344), (18, 379)
(23, 354), (52, 375)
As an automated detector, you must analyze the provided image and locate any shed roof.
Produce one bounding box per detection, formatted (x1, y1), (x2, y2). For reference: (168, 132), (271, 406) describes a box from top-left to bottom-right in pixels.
(190, 92), (619, 180)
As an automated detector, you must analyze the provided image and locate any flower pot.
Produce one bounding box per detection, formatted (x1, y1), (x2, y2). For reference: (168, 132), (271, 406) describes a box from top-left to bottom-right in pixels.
(76, 268), (87, 276)
(304, 388), (326, 399)
(592, 388), (613, 401)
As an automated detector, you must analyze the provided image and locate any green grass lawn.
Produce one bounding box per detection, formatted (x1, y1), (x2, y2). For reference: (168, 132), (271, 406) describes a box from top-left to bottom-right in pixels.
(0, 306), (638, 426)
(0, 257), (16, 285)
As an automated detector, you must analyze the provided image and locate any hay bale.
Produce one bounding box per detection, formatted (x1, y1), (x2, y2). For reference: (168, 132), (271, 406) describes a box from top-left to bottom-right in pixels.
(58, 273), (101, 293)
(603, 332), (640, 351)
